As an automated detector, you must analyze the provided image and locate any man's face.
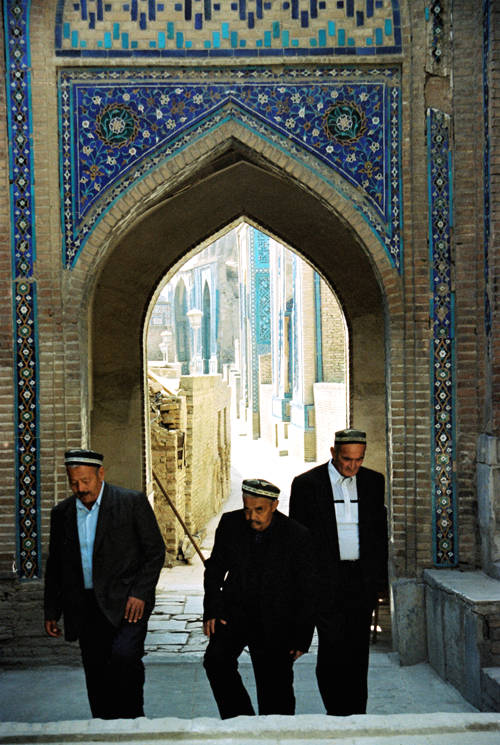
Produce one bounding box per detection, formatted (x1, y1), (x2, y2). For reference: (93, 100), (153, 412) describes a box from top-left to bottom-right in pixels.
(243, 494), (278, 531)
(330, 443), (366, 478)
(67, 465), (104, 505)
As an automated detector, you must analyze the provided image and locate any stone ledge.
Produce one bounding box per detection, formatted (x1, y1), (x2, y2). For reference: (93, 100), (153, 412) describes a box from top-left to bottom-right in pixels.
(481, 668), (500, 711)
(424, 569), (500, 608)
(1, 713), (499, 745)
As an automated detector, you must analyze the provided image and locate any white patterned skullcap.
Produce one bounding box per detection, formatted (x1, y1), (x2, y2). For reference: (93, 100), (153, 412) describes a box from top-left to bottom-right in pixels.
(65, 449), (104, 467)
(334, 429), (367, 445)
(242, 478), (280, 500)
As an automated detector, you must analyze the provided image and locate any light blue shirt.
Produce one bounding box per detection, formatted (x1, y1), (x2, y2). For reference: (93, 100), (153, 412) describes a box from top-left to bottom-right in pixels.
(76, 482), (104, 589)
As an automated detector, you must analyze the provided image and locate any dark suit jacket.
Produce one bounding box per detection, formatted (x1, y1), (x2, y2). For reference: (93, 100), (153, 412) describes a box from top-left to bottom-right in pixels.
(203, 509), (318, 652)
(44, 482), (165, 641)
(289, 463), (388, 608)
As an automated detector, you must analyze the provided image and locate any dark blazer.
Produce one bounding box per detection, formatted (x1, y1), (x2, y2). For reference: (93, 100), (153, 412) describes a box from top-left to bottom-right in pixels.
(44, 482), (165, 641)
(289, 463), (388, 607)
(203, 509), (318, 652)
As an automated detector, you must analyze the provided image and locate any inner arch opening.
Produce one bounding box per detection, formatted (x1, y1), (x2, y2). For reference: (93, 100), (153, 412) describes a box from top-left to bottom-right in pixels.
(145, 222), (349, 563)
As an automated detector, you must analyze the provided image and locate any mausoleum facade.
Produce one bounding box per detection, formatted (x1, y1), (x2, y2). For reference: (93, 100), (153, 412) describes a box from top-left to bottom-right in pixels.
(1, 0), (499, 709)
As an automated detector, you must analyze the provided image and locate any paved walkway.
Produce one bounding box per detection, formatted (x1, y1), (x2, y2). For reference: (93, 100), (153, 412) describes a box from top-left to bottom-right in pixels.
(0, 429), (483, 726)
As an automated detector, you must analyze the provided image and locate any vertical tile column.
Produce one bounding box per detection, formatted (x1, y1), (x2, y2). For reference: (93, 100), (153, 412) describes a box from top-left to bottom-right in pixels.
(427, 108), (457, 567)
(4, 0), (40, 578)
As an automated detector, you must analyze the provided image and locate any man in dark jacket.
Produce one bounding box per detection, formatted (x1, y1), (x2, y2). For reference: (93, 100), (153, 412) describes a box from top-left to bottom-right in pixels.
(44, 449), (165, 719)
(289, 429), (388, 716)
(203, 478), (317, 719)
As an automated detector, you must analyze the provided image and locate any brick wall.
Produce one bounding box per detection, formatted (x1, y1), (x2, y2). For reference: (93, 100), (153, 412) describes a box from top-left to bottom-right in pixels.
(320, 284), (346, 385)
(181, 375), (231, 535)
(489, 2), (500, 437)
(452, 0), (487, 568)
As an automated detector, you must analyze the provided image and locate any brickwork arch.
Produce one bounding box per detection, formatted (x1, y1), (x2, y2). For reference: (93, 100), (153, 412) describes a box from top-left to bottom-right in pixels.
(67, 128), (403, 493)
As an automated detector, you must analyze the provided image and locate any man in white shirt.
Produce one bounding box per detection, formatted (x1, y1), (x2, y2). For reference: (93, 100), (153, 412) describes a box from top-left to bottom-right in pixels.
(289, 429), (388, 715)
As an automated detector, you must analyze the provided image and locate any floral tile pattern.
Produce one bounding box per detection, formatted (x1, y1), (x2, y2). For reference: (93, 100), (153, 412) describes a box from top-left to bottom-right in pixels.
(59, 65), (402, 270)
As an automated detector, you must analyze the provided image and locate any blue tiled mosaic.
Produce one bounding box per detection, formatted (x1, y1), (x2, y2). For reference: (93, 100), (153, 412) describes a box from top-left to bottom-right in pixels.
(250, 229), (271, 413)
(55, 0), (402, 56)
(428, 0), (444, 64)
(4, 0), (41, 579)
(427, 108), (457, 567)
(59, 66), (402, 271)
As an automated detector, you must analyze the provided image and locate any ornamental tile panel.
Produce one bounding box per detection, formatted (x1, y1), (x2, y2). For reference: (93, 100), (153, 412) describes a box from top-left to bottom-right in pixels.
(59, 65), (402, 271)
(4, 0), (40, 578)
(427, 108), (457, 567)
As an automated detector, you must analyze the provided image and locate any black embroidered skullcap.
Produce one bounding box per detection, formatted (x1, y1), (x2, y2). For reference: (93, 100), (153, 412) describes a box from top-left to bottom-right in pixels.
(65, 448), (104, 467)
(334, 428), (367, 445)
(242, 478), (280, 500)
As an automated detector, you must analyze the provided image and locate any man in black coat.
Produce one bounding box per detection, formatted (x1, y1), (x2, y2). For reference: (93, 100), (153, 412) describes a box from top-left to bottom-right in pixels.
(289, 429), (388, 716)
(44, 449), (165, 719)
(203, 478), (317, 719)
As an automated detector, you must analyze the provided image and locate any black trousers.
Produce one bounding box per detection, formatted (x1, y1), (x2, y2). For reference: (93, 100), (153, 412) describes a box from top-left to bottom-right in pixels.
(316, 562), (375, 716)
(78, 591), (147, 719)
(203, 620), (295, 719)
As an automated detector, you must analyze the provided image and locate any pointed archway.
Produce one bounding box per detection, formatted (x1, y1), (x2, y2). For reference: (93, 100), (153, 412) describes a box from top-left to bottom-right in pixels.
(88, 150), (393, 490)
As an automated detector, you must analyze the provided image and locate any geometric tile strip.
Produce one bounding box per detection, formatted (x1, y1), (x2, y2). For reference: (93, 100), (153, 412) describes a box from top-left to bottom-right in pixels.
(54, 0), (402, 57)
(427, 0), (445, 66)
(59, 66), (402, 272)
(427, 108), (457, 567)
(4, 0), (40, 577)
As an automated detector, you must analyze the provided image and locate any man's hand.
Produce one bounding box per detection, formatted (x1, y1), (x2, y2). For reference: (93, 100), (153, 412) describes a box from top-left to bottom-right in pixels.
(289, 649), (305, 661)
(124, 596), (145, 623)
(45, 620), (61, 637)
(203, 618), (227, 637)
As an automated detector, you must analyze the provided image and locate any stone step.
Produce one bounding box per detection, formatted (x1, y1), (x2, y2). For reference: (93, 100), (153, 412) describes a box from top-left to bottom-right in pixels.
(481, 667), (500, 712)
(1, 713), (499, 745)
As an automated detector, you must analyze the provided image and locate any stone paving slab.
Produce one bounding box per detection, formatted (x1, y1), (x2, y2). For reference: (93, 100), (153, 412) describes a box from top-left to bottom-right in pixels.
(145, 632), (189, 646)
(1, 713), (499, 745)
(147, 618), (188, 631)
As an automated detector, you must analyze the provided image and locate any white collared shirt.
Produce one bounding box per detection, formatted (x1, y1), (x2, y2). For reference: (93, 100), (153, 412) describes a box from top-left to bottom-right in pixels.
(328, 461), (360, 560)
(76, 482), (104, 589)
